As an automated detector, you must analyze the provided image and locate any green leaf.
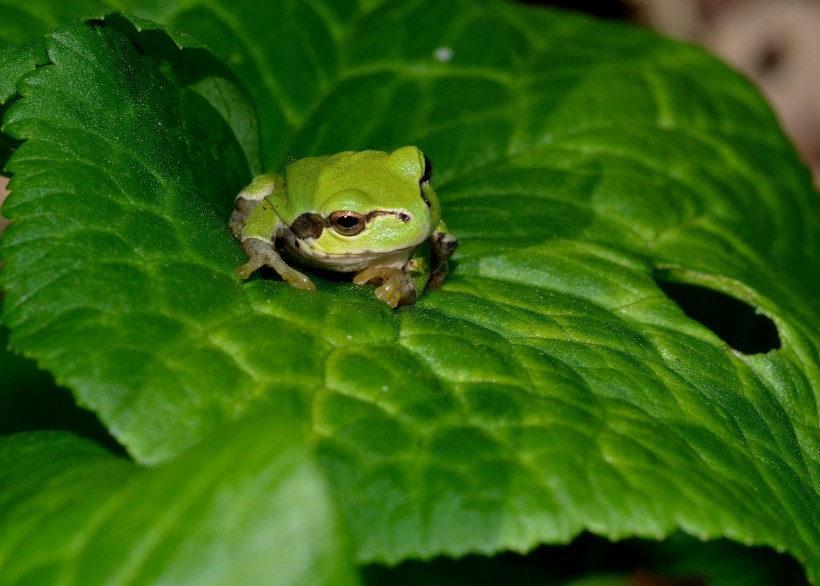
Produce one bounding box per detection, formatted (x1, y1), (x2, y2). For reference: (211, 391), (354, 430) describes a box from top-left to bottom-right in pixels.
(0, 412), (359, 585)
(1, 2), (819, 584)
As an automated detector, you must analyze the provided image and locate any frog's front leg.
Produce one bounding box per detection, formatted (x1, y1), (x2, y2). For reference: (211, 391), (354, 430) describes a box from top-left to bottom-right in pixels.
(233, 174), (316, 291)
(236, 237), (315, 291)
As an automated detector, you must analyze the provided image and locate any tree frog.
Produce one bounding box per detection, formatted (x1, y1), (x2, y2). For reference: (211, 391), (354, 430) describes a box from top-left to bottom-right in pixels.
(229, 146), (458, 308)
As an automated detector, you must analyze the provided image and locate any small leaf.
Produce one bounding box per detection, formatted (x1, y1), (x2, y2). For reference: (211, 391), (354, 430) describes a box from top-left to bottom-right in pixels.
(0, 412), (359, 585)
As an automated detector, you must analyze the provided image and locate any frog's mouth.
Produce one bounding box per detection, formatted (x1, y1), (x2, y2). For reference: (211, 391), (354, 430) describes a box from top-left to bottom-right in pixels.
(277, 218), (422, 272)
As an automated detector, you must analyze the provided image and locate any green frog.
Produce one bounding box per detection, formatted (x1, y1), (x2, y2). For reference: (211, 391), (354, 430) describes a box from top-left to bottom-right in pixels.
(230, 146), (457, 307)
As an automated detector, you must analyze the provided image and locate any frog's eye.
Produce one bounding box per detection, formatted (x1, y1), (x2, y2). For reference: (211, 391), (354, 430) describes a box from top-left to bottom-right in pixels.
(330, 210), (366, 236)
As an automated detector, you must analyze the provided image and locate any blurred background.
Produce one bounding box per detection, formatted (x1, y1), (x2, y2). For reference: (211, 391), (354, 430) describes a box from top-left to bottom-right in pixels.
(529, 0), (820, 185)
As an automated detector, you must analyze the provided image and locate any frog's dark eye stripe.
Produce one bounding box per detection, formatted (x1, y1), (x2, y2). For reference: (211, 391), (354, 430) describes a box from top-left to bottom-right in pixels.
(329, 210), (366, 236)
(421, 155), (432, 184)
(365, 210), (412, 224)
(290, 213), (327, 239)
(419, 155), (433, 208)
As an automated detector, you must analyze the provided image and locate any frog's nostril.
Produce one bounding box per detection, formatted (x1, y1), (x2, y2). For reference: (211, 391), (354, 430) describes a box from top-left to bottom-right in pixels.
(397, 212), (411, 222)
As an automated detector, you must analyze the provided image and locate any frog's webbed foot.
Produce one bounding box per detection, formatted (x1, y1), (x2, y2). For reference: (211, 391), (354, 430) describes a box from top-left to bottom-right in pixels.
(237, 238), (316, 291)
(354, 267), (417, 308)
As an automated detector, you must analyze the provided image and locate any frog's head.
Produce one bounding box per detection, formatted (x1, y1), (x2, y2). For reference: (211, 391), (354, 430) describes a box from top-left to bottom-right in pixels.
(279, 147), (441, 260)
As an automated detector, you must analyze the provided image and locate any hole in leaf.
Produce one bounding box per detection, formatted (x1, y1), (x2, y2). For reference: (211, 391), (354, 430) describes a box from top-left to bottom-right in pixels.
(654, 273), (781, 355)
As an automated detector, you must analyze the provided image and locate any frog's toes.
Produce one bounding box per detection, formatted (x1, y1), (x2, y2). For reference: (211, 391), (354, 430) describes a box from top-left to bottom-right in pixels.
(375, 272), (416, 308)
(374, 282), (401, 308)
(280, 267), (316, 291)
(354, 267), (416, 307)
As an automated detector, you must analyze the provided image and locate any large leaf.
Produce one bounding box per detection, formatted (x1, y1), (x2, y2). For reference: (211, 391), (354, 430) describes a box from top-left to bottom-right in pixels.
(0, 412), (357, 585)
(1, 2), (818, 583)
